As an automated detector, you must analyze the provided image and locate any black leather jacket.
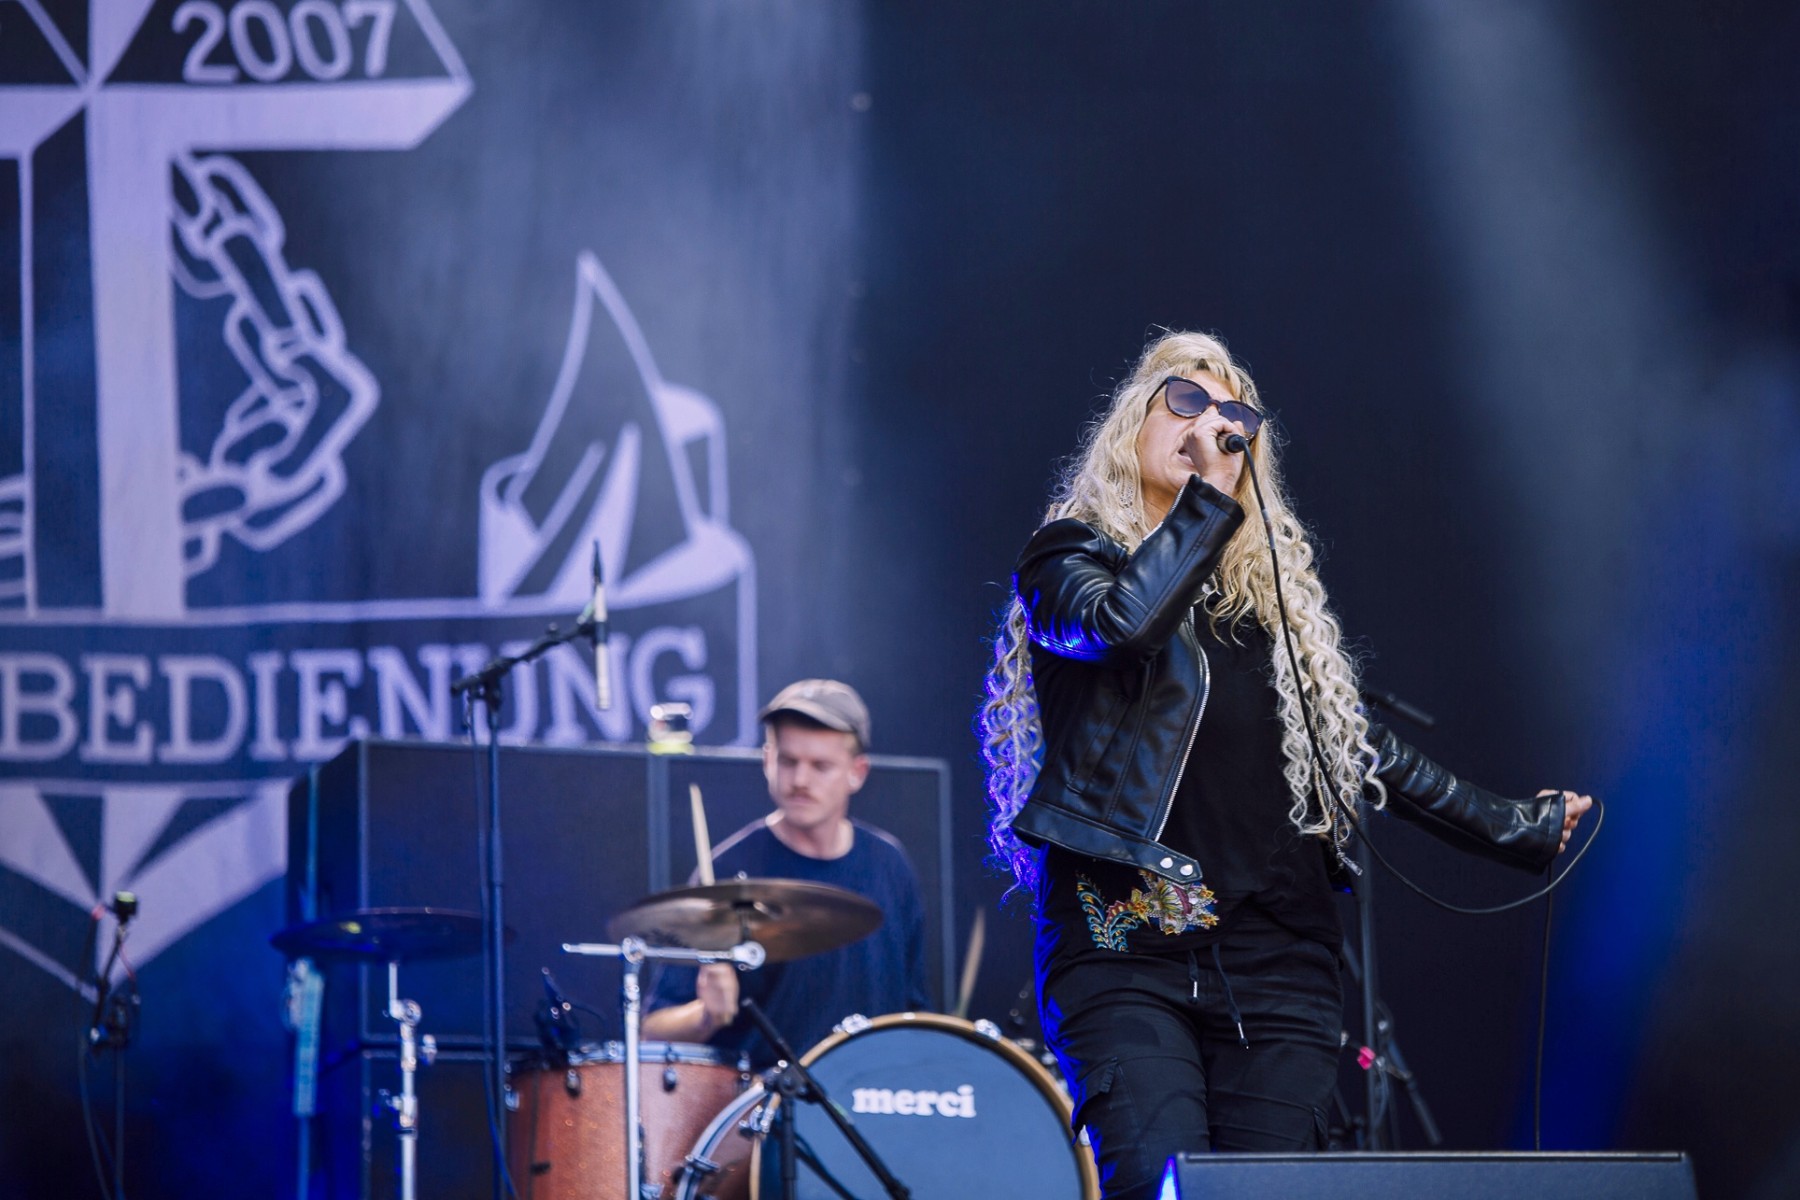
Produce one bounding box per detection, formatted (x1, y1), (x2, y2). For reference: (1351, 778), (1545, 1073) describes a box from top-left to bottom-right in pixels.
(1011, 475), (1563, 886)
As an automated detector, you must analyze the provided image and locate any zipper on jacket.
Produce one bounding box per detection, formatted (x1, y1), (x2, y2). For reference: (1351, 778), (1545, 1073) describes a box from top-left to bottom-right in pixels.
(1154, 610), (1209, 844)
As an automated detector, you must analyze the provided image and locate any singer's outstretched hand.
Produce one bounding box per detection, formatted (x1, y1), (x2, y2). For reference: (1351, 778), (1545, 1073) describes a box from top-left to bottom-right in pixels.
(1537, 789), (1595, 854)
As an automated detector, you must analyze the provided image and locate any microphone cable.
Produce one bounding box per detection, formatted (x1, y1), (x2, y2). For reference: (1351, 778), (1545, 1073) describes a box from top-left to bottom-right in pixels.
(1534, 866), (1555, 1151)
(462, 693), (522, 1200)
(1231, 430), (1595, 1148)
(1231, 433), (1602, 915)
(76, 906), (116, 1200)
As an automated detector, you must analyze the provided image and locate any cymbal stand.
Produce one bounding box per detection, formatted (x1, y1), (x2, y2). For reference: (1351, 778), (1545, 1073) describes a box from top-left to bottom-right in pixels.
(382, 960), (438, 1200)
(562, 936), (767, 1200)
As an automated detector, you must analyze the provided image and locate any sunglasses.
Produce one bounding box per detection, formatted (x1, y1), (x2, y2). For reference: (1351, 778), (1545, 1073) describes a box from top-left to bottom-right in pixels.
(1156, 376), (1265, 440)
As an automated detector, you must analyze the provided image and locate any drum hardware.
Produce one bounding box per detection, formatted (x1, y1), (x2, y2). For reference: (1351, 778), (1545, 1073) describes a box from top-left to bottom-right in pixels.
(562, 936), (768, 1200)
(271, 907), (498, 1200)
(674, 1085), (775, 1200)
(554, 876), (882, 1200)
(738, 997), (911, 1200)
(377, 961), (437, 1200)
(765, 1012), (1100, 1200)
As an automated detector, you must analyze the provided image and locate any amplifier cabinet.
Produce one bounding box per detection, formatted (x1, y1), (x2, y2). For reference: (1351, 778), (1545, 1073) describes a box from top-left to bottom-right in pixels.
(284, 738), (953, 1055)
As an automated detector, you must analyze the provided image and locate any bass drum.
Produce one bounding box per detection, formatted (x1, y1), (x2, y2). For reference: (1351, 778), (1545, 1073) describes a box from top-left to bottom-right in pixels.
(756, 1013), (1098, 1200)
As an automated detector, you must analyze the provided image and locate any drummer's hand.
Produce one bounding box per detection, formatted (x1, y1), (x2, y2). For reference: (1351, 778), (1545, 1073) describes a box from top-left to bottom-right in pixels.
(696, 963), (739, 1033)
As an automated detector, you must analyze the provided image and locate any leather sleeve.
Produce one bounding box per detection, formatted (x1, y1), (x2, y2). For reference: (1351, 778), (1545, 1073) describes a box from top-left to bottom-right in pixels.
(1369, 723), (1563, 872)
(1014, 476), (1246, 667)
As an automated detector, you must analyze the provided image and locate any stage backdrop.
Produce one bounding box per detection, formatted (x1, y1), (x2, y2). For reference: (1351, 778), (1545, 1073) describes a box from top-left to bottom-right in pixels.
(4, 4), (1798, 1200)
(0, 3), (867, 1195)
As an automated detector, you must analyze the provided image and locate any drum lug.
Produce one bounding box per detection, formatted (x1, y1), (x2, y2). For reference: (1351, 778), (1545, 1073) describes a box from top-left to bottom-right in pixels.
(834, 1013), (871, 1036)
(563, 1068), (582, 1097)
(973, 1018), (1002, 1041)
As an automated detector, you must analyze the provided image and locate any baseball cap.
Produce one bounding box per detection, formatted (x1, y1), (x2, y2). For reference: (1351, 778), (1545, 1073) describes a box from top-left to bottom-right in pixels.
(758, 679), (871, 751)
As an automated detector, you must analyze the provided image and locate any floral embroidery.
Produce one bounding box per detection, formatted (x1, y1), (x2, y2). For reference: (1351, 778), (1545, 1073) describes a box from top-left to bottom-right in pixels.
(1077, 870), (1218, 951)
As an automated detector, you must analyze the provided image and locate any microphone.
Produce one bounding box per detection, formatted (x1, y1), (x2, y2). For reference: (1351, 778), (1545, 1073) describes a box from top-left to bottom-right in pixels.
(587, 540), (611, 710)
(91, 891), (138, 927)
(1364, 688), (1438, 730)
(541, 967), (572, 1013)
(536, 968), (579, 1059)
(1218, 431), (1249, 454)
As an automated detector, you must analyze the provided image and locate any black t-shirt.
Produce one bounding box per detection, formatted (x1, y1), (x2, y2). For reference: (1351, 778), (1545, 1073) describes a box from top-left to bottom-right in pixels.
(1036, 605), (1341, 967)
(648, 818), (930, 1067)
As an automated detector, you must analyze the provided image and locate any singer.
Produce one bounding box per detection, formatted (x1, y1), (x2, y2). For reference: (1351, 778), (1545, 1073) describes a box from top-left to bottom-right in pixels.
(979, 330), (1593, 1200)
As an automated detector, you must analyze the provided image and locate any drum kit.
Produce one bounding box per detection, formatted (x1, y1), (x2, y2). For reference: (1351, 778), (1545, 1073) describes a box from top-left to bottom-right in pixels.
(272, 880), (1098, 1200)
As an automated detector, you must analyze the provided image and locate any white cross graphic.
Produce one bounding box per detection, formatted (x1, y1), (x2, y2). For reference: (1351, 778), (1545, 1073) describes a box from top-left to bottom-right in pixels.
(1, 0), (471, 618)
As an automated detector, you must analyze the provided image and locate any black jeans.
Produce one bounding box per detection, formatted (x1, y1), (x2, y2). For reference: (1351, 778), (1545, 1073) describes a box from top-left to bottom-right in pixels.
(1039, 917), (1343, 1200)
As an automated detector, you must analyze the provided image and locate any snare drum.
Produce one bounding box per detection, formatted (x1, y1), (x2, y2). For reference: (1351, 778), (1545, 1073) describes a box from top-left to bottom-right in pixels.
(510, 1041), (746, 1200)
(753, 1013), (1099, 1199)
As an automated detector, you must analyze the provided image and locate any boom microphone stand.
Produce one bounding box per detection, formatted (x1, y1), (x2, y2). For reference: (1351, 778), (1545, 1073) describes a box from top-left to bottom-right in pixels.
(737, 998), (911, 1200)
(86, 892), (140, 1200)
(452, 594), (607, 1200)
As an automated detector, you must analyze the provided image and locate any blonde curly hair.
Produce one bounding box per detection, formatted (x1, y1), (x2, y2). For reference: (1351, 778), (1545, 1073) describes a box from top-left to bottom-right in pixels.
(980, 329), (1384, 896)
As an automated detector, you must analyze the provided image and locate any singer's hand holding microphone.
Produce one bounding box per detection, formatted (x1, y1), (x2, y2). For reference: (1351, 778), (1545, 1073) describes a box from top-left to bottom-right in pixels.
(1179, 410), (1251, 496)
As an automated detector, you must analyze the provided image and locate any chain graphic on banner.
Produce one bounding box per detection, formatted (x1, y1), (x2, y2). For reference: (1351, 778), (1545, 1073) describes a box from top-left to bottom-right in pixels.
(170, 151), (381, 578)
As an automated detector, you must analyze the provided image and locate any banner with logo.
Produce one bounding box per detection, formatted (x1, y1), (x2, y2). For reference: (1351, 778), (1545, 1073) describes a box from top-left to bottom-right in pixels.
(1, 3), (863, 1193)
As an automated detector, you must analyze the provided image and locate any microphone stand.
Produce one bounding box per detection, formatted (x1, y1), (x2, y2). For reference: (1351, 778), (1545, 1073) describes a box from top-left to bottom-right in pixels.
(1356, 687), (1438, 1150)
(737, 998), (911, 1200)
(452, 612), (605, 1200)
(1339, 940), (1442, 1148)
(88, 900), (139, 1200)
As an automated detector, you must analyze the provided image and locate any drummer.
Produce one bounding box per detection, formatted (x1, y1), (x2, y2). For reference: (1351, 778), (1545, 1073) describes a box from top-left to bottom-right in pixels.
(642, 679), (930, 1066)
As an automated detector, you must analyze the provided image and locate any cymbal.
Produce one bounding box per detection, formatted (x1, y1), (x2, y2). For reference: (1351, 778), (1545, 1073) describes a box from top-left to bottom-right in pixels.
(271, 906), (505, 964)
(607, 879), (882, 964)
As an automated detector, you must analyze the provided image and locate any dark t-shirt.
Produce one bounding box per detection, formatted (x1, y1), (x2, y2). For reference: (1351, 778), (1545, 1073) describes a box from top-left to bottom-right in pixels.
(1037, 606), (1341, 970)
(648, 818), (930, 1067)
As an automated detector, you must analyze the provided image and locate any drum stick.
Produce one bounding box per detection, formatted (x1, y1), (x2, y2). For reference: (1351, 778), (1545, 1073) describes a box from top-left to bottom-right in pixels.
(689, 783), (716, 886)
(952, 907), (986, 1019)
